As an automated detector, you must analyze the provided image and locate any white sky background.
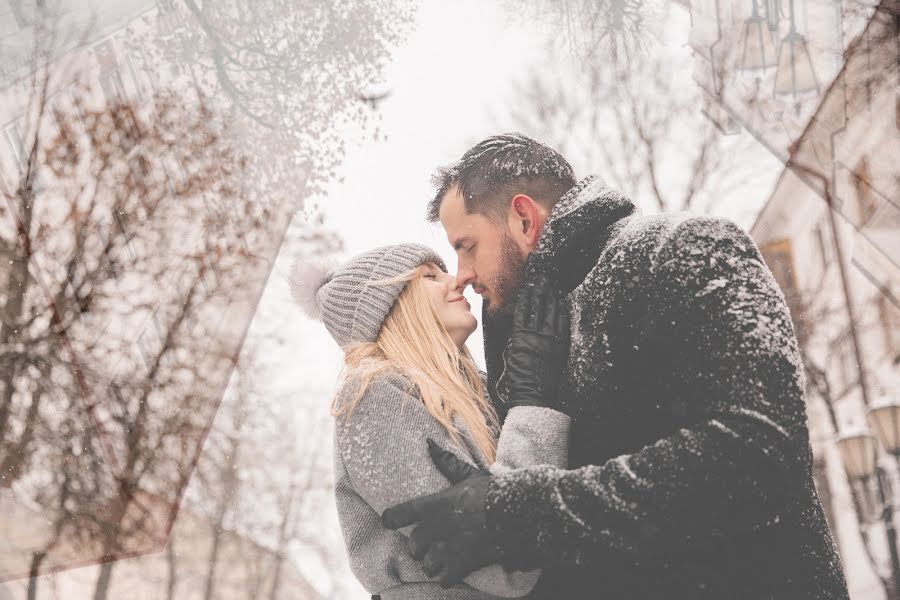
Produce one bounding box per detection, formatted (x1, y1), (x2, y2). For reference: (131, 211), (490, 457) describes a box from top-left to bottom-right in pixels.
(254, 0), (784, 596)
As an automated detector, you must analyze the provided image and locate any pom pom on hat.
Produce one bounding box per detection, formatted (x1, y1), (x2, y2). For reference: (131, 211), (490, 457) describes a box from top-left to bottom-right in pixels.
(288, 257), (335, 320)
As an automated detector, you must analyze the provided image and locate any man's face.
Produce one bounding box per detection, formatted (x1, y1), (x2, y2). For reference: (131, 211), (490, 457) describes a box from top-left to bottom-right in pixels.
(438, 187), (527, 316)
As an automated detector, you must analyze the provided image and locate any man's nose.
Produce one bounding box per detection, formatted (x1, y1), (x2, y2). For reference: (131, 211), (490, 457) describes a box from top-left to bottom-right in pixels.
(455, 267), (475, 289)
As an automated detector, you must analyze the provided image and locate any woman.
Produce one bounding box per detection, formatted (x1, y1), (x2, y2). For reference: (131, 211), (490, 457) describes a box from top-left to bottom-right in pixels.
(290, 243), (570, 600)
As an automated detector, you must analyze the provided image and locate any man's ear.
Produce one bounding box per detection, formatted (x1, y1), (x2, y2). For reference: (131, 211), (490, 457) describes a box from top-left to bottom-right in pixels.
(508, 194), (546, 250)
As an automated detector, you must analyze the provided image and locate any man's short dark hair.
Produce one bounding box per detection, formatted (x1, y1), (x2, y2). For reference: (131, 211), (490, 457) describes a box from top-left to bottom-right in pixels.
(426, 133), (577, 223)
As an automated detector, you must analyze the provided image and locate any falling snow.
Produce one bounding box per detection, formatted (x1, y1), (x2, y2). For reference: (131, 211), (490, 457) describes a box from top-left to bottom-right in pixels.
(480, 175), (849, 598)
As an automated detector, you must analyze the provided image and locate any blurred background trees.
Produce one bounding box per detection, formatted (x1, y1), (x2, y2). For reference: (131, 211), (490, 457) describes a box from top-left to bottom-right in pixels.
(1, 2), (413, 598)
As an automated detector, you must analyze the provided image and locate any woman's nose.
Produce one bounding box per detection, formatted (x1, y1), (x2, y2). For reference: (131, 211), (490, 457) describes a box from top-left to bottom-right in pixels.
(448, 273), (465, 292)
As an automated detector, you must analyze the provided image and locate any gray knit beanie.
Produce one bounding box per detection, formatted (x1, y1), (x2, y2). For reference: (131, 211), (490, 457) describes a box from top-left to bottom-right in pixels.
(289, 243), (447, 348)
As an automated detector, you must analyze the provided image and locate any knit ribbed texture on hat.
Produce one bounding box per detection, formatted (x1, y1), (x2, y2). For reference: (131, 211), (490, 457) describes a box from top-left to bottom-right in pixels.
(313, 243), (446, 348)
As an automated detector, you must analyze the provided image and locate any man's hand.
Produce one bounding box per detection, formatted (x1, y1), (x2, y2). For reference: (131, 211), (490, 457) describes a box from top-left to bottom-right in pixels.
(381, 438), (500, 588)
(496, 273), (570, 411)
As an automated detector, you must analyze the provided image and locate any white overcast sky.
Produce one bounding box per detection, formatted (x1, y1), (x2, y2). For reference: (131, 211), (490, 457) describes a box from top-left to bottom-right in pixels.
(258, 3), (552, 594)
(253, 0), (783, 596)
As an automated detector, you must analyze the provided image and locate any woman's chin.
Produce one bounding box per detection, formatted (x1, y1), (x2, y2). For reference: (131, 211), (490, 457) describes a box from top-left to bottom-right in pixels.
(447, 319), (478, 345)
(463, 316), (478, 336)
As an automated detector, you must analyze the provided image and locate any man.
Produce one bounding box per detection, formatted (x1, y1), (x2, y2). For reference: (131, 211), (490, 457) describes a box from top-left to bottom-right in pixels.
(382, 133), (849, 599)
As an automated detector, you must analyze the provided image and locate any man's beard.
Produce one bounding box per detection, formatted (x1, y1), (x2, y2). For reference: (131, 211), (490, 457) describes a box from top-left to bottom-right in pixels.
(484, 231), (526, 317)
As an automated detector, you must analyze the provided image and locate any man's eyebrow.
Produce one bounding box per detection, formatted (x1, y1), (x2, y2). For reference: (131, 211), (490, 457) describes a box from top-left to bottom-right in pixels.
(452, 236), (471, 251)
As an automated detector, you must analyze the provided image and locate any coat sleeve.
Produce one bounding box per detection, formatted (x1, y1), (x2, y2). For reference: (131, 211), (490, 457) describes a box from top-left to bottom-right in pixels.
(336, 375), (544, 597)
(490, 406), (570, 474)
(483, 216), (811, 570)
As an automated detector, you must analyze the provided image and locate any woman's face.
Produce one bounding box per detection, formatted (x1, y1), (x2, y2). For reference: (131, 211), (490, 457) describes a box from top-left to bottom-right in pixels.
(421, 262), (477, 348)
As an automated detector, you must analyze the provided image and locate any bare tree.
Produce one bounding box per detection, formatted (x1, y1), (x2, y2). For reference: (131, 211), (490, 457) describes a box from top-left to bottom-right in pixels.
(128, 0), (418, 202)
(0, 43), (275, 600)
(3, 0), (421, 594)
(190, 342), (257, 600)
(505, 0), (662, 67)
(176, 332), (339, 599)
(497, 38), (759, 216)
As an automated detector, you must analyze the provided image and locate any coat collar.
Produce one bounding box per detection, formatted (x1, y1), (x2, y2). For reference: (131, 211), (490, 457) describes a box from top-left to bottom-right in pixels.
(482, 175), (637, 414)
(524, 175), (638, 294)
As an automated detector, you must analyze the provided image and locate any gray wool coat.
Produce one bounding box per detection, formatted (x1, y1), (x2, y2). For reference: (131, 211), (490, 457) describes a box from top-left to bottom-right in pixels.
(333, 370), (571, 600)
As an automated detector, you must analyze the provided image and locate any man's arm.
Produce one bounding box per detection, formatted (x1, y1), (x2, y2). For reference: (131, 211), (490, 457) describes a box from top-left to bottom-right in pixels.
(484, 216), (810, 570)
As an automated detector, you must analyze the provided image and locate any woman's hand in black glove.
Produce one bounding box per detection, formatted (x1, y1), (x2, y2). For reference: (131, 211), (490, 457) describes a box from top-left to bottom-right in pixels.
(496, 274), (570, 412)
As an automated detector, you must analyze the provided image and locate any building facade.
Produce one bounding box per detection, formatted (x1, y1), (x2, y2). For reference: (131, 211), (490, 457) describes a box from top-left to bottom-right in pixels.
(685, 0), (899, 595)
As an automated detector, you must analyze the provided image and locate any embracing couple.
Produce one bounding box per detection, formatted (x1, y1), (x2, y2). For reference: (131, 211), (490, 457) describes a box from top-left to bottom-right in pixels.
(290, 134), (850, 599)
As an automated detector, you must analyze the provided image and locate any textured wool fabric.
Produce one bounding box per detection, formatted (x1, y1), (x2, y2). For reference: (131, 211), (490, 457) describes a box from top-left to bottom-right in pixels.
(333, 370), (570, 599)
(480, 176), (849, 599)
(305, 243), (446, 348)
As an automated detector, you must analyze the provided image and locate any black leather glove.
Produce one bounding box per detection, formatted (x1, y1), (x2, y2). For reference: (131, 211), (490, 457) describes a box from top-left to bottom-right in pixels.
(381, 438), (499, 588)
(496, 273), (570, 411)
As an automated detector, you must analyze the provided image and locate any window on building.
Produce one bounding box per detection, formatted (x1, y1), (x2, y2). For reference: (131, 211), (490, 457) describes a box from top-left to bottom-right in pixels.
(3, 118), (27, 175)
(99, 70), (126, 104)
(122, 53), (148, 99)
(878, 291), (900, 360)
(94, 40), (128, 104)
(830, 331), (859, 395)
(760, 238), (808, 341)
(853, 157), (878, 226)
(814, 219), (833, 275)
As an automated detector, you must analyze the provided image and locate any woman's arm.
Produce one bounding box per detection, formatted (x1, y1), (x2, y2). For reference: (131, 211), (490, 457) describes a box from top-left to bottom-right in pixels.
(336, 374), (542, 597)
(455, 405), (569, 596)
(478, 369), (571, 473)
(490, 405), (570, 474)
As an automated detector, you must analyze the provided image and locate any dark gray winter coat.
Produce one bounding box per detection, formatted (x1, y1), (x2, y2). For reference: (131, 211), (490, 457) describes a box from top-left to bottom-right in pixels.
(481, 176), (849, 599)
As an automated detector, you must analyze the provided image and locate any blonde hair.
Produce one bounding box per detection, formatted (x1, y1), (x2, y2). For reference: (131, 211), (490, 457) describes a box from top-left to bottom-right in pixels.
(332, 264), (499, 464)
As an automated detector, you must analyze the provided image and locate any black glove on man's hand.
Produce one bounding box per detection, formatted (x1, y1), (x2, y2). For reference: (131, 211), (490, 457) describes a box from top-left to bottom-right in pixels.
(381, 438), (500, 588)
(496, 273), (570, 411)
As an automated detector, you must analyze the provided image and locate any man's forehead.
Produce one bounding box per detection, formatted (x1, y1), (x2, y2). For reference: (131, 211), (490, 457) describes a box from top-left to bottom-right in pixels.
(440, 194), (487, 250)
(437, 186), (467, 224)
(438, 188), (474, 243)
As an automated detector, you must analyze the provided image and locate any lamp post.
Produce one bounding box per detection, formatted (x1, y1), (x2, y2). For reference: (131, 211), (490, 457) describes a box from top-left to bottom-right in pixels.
(773, 0), (820, 111)
(836, 429), (878, 481)
(836, 398), (900, 600)
(739, 0), (778, 72)
(868, 397), (900, 457)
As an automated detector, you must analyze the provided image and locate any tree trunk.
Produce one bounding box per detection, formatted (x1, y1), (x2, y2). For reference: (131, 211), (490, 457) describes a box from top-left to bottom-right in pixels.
(166, 534), (178, 600)
(0, 185), (35, 481)
(202, 521), (224, 600)
(92, 561), (115, 600)
(269, 552), (285, 600)
(27, 551), (46, 600)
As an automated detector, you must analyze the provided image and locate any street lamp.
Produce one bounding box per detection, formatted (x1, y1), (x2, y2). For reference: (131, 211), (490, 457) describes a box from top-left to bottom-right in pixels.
(836, 429), (878, 480)
(838, 422), (900, 599)
(739, 0), (778, 72)
(773, 0), (820, 103)
(868, 396), (900, 456)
